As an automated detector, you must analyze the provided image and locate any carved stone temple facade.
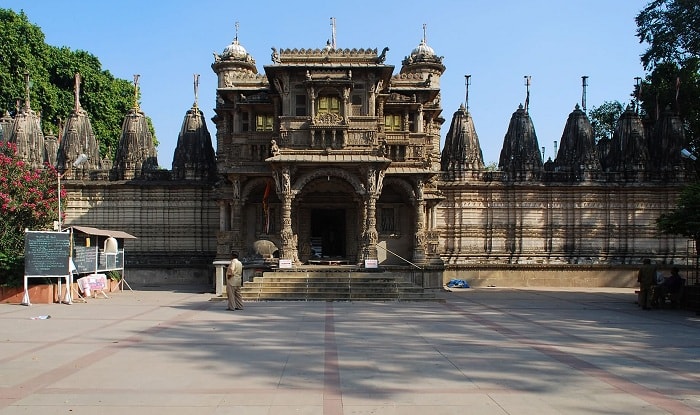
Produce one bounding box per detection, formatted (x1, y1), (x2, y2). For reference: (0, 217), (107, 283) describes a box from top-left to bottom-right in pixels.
(2, 33), (695, 288)
(211, 34), (445, 284)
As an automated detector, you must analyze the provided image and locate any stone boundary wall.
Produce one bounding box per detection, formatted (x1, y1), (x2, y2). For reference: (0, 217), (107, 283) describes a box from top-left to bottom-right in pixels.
(64, 180), (218, 285)
(437, 180), (692, 268)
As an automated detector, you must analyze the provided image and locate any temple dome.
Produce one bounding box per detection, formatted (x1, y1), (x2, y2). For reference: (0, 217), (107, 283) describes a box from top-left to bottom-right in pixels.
(410, 39), (436, 59)
(400, 33), (445, 75)
(222, 38), (249, 60)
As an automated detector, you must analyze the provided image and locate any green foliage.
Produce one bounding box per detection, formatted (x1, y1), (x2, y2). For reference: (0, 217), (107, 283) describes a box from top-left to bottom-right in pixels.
(637, 60), (700, 153)
(636, 0), (700, 70)
(0, 8), (153, 160)
(483, 161), (499, 171)
(636, 1), (700, 153)
(0, 141), (58, 285)
(657, 182), (700, 249)
(588, 101), (624, 142)
(0, 252), (23, 286)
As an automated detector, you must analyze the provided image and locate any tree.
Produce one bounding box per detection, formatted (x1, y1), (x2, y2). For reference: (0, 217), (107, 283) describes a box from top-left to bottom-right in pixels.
(657, 182), (700, 279)
(636, 1), (700, 153)
(0, 8), (150, 160)
(0, 141), (59, 285)
(636, 0), (700, 70)
(588, 101), (624, 142)
(637, 60), (700, 153)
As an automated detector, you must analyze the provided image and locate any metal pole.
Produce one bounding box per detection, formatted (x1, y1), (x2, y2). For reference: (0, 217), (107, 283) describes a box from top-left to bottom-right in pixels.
(57, 172), (62, 230)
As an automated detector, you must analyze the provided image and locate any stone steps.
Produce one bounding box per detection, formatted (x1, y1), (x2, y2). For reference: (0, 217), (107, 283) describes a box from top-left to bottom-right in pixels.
(240, 271), (437, 302)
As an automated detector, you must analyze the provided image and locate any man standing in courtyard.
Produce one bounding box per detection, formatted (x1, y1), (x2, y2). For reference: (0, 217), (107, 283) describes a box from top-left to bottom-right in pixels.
(226, 251), (243, 311)
(637, 258), (657, 310)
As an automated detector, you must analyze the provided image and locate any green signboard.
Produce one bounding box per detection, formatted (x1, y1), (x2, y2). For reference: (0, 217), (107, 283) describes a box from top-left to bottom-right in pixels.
(24, 231), (70, 277)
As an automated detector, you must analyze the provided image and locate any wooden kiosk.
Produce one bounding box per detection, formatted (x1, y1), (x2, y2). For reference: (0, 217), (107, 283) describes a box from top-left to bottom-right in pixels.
(69, 226), (137, 298)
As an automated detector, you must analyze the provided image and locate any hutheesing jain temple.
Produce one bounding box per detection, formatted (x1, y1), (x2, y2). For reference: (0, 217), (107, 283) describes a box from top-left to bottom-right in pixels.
(1, 28), (696, 290)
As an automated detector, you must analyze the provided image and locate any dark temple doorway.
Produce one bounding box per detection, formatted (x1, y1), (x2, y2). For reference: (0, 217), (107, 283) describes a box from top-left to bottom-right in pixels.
(310, 209), (346, 258)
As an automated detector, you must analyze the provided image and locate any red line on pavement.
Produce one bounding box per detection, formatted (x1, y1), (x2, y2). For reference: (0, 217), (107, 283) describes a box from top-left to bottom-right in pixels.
(324, 302), (343, 415)
(0, 296), (213, 409)
(443, 301), (700, 415)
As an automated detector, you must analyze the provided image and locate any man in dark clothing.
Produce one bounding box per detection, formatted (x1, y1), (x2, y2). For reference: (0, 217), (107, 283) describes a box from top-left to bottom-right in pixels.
(654, 267), (684, 308)
(637, 258), (657, 310)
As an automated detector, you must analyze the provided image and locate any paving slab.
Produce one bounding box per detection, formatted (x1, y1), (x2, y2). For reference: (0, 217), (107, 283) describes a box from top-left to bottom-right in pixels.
(0, 286), (698, 414)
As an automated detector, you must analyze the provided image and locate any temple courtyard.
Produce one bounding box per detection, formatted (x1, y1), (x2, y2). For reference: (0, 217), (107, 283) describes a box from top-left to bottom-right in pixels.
(0, 286), (698, 414)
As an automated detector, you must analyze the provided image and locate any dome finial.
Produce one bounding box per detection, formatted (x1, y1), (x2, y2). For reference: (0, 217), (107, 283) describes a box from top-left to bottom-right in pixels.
(464, 74), (471, 112)
(235, 21), (239, 43)
(24, 72), (31, 111)
(423, 23), (427, 45)
(74, 72), (82, 112)
(193, 73), (200, 109)
(133, 74), (140, 110)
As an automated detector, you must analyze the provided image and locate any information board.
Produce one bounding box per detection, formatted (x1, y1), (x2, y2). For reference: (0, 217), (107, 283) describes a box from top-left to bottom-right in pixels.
(24, 231), (70, 276)
(73, 245), (97, 274)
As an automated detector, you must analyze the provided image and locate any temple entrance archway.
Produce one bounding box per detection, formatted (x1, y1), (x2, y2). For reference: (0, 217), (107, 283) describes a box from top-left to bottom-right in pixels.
(310, 208), (346, 258)
(295, 175), (360, 264)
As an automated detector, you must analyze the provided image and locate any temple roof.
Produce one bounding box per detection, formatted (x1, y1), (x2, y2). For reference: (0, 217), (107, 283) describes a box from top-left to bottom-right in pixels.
(441, 104), (484, 179)
(498, 104), (543, 174)
(172, 105), (217, 181)
(554, 104), (599, 173)
(605, 104), (648, 172)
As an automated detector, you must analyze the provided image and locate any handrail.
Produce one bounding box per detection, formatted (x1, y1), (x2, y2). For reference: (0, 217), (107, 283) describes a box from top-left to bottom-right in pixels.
(373, 244), (423, 270)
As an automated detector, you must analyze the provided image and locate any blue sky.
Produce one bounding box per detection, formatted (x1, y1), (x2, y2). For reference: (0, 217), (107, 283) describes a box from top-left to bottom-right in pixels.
(10, 0), (648, 168)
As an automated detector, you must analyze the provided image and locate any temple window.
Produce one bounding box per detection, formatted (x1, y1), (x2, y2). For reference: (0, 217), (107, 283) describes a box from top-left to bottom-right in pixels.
(351, 94), (363, 115)
(384, 114), (402, 132)
(241, 112), (249, 132)
(380, 207), (397, 233)
(389, 145), (406, 161)
(255, 114), (274, 131)
(408, 112), (417, 132)
(295, 95), (307, 116)
(317, 95), (340, 115)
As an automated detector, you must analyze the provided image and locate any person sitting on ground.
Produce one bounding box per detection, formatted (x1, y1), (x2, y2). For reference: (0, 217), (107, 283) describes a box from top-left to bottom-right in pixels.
(654, 267), (684, 307)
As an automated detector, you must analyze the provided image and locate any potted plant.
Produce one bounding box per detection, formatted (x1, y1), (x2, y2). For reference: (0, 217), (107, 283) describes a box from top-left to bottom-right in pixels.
(107, 271), (122, 292)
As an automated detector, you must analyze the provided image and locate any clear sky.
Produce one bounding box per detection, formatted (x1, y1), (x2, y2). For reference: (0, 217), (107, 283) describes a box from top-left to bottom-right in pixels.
(10, 0), (649, 168)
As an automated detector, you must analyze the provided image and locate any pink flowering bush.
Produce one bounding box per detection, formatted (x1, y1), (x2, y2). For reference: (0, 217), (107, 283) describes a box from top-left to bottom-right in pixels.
(0, 141), (60, 285)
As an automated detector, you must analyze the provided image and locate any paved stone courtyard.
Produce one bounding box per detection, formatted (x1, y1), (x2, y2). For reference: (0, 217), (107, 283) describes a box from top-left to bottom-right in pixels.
(1, 286), (699, 414)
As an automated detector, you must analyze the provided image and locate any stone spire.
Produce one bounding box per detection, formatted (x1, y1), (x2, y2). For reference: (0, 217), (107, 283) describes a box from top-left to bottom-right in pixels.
(554, 104), (600, 179)
(498, 104), (543, 180)
(605, 103), (648, 173)
(56, 73), (101, 177)
(172, 74), (217, 181)
(7, 73), (46, 169)
(112, 75), (159, 180)
(0, 110), (13, 142)
(441, 104), (484, 180)
(649, 106), (684, 174)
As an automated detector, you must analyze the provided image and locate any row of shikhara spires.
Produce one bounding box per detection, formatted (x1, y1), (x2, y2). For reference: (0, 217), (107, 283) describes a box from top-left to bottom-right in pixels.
(441, 100), (690, 182)
(0, 73), (216, 181)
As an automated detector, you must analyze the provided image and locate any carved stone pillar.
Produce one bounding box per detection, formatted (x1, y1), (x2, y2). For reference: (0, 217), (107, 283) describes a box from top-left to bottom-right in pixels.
(417, 104), (424, 133)
(364, 195), (379, 260)
(231, 199), (242, 254)
(279, 193), (298, 262)
(342, 87), (350, 123)
(218, 200), (227, 231)
(377, 99), (385, 133)
(276, 167), (298, 263)
(413, 180), (427, 263)
(230, 177), (243, 256)
(308, 86), (316, 120)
